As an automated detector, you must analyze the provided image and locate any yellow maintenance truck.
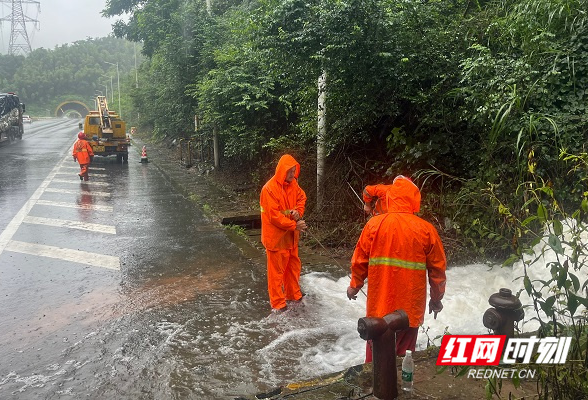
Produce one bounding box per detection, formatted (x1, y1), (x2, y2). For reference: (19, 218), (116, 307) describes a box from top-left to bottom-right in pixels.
(83, 96), (129, 163)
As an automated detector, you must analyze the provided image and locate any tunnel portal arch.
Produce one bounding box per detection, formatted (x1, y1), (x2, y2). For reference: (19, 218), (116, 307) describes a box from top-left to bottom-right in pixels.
(55, 101), (91, 118)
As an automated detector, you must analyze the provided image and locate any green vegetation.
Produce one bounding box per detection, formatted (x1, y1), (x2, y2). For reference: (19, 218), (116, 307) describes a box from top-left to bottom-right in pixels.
(202, 203), (213, 217)
(495, 153), (588, 400)
(2, 0), (585, 260)
(104, 0), (588, 260)
(3, 1), (587, 397)
(103, 2), (588, 398)
(224, 224), (247, 238)
(446, 152), (588, 400)
(0, 37), (141, 117)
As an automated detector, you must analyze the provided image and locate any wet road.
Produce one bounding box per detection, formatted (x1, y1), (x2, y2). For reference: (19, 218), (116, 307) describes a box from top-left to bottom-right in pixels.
(0, 119), (366, 399)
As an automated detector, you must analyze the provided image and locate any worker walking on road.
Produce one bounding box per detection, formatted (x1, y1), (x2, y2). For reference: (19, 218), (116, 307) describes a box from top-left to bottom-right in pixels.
(72, 131), (94, 181)
(260, 154), (307, 313)
(347, 175), (447, 359)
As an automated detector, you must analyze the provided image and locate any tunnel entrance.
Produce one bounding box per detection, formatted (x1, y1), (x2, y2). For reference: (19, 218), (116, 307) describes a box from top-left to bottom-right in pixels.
(54, 101), (91, 118)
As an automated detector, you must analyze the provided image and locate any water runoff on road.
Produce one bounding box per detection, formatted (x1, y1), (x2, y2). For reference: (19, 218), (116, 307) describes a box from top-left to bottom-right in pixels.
(1, 220), (585, 399)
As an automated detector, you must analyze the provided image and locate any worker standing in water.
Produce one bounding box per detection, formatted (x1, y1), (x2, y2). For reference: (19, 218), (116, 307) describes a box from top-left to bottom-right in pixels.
(347, 175), (447, 359)
(260, 154), (307, 313)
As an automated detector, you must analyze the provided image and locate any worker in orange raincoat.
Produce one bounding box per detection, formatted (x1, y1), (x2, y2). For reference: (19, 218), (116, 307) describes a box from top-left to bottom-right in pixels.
(347, 175), (446, 359)
(260, 154), (308, 312)
(362, 183), (398, 216)
(72, 131), (94, 181)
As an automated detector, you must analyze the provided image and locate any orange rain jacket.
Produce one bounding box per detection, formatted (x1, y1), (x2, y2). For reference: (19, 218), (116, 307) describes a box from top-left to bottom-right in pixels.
(260, 154), (307, 250)
(363, 179), (421, 215)
(350, 177), (446, 327)
(72, 139), (94, 165)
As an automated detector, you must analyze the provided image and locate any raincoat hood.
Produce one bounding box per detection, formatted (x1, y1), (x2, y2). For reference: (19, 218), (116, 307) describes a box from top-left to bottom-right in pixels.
(273, 154), (300, 185)
(387, 176), (421, 213)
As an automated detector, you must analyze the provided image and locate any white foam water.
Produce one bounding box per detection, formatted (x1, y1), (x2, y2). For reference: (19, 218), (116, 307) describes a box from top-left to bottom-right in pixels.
(285, 226), (588, 377)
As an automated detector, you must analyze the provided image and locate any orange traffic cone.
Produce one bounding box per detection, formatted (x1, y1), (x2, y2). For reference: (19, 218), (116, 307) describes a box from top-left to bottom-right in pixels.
(140, 145), (149, 163)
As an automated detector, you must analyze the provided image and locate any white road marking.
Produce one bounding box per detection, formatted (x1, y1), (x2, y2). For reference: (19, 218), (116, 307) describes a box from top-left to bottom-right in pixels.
(51, 178), (110, 186)
(23, 216), (116, 234)
(56, 172), (108, 178)
(44, 187), (111, 197)
(36, 200), (113, 212)
(1, 156), (119, 271)
(5, 240), (120, 270)
(0, 161), (64, 254)
(61, 166), (107, 171)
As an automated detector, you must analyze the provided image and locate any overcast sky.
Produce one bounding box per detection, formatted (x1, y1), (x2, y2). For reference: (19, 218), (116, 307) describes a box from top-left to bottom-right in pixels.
(0, 0), (118, 54)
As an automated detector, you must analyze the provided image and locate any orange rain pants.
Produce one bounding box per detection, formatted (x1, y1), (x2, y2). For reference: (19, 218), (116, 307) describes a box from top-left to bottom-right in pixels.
(266, 246), (303, 309)
(78, 163), (90, 181)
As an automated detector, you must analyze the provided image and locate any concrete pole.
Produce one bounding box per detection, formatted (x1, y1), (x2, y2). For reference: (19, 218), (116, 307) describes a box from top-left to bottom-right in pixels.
(317, 71), (327, 209)
(206, 0), (219, 169)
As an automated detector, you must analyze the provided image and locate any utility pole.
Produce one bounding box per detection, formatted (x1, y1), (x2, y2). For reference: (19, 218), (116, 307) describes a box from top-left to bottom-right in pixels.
(102, 75), (114, 103)
(0, 0), (40, 55)
(205, 0), (220, 169)
(133, 42), (138, 88)
(104, 61), (121, 118)
(316, 71), (327, 210)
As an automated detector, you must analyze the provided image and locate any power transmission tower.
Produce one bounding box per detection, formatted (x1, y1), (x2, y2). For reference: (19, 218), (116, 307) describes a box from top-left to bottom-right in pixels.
(0, 0), (40, 55)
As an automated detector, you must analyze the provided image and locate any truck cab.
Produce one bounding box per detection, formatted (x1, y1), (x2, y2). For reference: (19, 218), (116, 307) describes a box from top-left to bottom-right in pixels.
(83, 96), (129, 162)
(0, 92), (25, 143)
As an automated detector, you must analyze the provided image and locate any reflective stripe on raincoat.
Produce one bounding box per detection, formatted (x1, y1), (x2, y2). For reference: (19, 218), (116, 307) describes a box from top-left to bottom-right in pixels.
(260, 154), (307, 251)
(350, 177), (446, 327)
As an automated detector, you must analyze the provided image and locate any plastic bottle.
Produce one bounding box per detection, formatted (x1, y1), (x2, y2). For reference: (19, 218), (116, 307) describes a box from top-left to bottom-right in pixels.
(401, 350), (414, 395)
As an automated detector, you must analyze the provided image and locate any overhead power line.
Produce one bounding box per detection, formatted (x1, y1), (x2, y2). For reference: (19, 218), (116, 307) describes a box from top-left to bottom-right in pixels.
(0, 0), (40, 55)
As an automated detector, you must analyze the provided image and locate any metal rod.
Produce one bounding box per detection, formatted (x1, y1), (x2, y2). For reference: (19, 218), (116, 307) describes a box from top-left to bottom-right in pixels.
(347, 181), (364, 206)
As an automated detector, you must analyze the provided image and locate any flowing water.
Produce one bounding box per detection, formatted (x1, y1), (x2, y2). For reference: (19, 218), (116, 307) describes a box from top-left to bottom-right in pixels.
(2, 232), (581, 399)
(1, 126), (584, 399)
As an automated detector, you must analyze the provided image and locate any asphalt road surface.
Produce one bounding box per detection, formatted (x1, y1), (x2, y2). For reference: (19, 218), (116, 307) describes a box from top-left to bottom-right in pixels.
(0, 119), (366, 399)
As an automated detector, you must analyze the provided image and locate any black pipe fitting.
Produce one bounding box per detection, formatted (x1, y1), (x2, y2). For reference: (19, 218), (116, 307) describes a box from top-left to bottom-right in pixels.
(357, 309), (409, 400)
(483, 288), (524, 338)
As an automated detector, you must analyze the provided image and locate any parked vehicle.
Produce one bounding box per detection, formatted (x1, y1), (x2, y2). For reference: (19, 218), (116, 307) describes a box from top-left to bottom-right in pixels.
(83, 95), (129, 162)
(0, 92), (25, 143)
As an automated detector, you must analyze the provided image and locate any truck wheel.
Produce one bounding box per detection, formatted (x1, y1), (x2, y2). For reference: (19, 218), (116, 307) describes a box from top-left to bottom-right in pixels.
(116, 154), (123, 163)
(9, 126), (18, 142)
(122, 153), (129, 164)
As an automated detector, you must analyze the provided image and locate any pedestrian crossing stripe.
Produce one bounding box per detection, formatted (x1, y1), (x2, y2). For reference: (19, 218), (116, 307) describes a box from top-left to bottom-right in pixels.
(5, 240), (120, 270)
(36, 199), (113, 212)
(23, 216), (116, 234)
(60, 166), (107, 171)
(55, 172), (109, 178)
(44, 187), (111, 197)
(51, 178), (110, 186)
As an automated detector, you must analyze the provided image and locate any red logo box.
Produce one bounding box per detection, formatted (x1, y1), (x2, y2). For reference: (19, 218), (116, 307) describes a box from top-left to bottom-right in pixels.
(437, 335), (507, 366)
